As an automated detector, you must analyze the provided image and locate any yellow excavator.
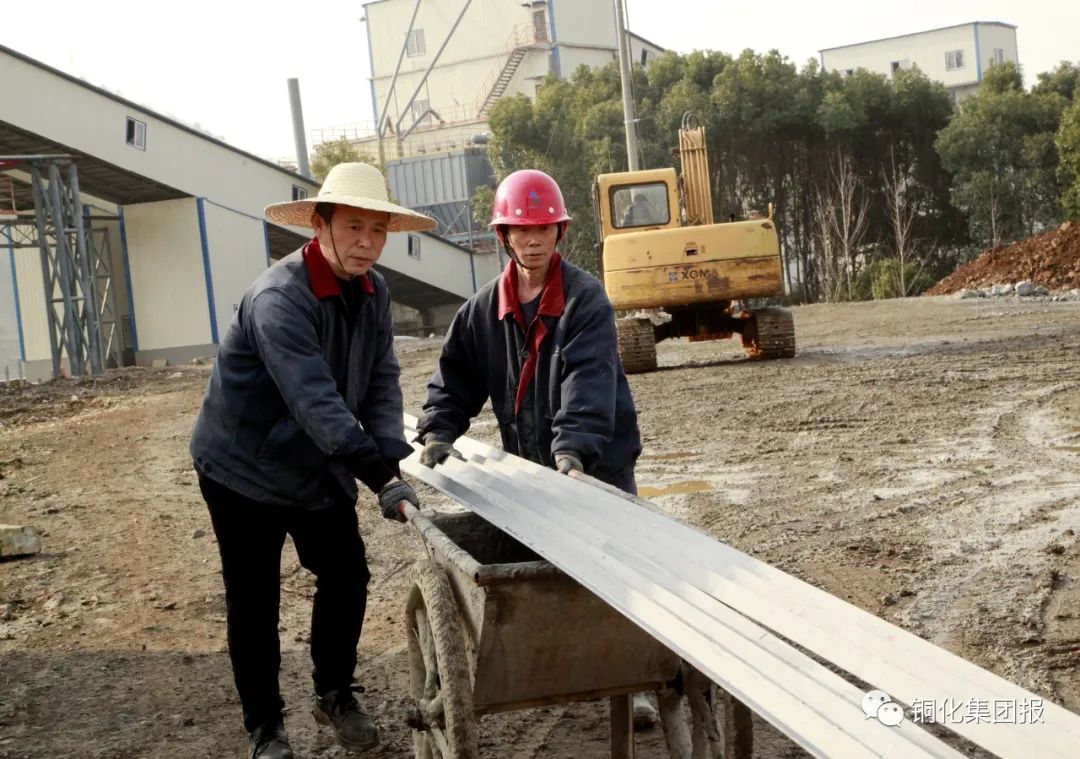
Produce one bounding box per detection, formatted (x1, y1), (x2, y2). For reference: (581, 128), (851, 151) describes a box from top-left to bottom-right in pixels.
(594, 113), (795, 373)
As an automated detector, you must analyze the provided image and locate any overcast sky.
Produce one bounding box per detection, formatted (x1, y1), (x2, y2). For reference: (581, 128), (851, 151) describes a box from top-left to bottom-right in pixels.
(1, 1), (1077, 164)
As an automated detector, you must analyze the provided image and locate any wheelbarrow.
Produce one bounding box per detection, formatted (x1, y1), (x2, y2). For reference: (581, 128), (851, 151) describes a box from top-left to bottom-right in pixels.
(400, 503), (688, 758)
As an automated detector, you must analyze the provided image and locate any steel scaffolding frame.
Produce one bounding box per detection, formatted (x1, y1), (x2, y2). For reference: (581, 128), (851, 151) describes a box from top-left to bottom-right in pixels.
(0, 155), (120, 377)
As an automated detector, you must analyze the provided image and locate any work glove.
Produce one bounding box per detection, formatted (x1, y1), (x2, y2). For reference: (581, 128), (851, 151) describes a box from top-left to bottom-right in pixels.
(378, 478), (419, 523)
(419, 439), (464, 468)
(554, 451), (583, 475)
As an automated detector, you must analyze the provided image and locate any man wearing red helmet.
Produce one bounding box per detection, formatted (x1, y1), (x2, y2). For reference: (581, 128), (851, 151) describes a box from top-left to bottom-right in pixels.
(416, 168), (641, 490)
(416, 169), (655, 725)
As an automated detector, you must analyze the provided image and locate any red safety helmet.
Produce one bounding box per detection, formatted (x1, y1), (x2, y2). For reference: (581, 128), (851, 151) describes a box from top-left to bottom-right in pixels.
(490, 169), (572, 227)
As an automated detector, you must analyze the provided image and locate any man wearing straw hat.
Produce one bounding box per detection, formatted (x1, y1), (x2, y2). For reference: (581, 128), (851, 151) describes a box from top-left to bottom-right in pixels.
(191, 162), (436, 758)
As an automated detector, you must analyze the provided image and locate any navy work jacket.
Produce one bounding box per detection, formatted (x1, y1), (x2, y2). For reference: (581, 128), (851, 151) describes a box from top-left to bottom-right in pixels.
(190, 240), (412, 509)
(418, 255), (641, 482)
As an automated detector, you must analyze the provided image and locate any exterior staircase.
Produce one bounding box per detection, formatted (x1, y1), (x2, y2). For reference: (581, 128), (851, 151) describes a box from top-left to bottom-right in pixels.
(478, 46), (530, 117)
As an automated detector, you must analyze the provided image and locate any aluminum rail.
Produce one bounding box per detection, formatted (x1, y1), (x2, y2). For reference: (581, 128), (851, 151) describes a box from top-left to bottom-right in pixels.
(471, 450), (1080, 757)
(400, 416), (1080, 758)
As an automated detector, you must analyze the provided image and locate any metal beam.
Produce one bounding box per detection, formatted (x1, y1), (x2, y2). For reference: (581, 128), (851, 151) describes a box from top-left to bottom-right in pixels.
(377, 0), (424, 168)
(16, 156), (111, 377)
(400, 416), (1080, 758)
(393, 0), (474, 157)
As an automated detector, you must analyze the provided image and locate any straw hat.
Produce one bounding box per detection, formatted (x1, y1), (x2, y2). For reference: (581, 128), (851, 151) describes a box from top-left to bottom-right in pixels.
(265, 162), (437, 233)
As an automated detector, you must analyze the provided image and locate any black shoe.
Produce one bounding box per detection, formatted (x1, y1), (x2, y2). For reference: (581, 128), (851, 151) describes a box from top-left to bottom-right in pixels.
(248, 721), (294, 759)
(313, 686), (380, 752)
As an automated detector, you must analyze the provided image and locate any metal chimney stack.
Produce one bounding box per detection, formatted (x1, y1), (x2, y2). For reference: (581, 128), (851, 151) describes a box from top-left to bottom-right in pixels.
(287, 78), (311, 178)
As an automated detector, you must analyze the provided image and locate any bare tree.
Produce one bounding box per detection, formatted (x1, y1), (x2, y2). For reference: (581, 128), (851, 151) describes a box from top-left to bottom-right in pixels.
(987, 183), (1002, 249)
(882, 146), (918, 296)
(827, 149), (869, 301)
(812, 185), (843, 302)
(812, 149), (869, 301)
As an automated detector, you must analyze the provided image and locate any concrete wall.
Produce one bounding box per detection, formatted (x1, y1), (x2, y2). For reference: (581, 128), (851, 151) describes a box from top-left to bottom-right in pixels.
(821, 23), (1017, 89)
(0, 47), (318, 219)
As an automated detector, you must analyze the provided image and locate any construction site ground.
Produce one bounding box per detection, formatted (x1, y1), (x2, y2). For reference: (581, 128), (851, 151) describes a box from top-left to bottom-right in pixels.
(2, 294), (1079, 758)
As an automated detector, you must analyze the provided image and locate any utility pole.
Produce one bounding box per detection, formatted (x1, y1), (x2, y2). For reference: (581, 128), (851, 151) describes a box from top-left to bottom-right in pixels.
(287, 79), (311, 178)
(612, 0), (640, 170)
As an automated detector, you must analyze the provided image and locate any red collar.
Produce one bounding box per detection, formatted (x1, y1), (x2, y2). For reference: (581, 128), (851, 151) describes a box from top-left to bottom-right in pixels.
(302, 238), (374, 299)
(497, 254), (565, 329)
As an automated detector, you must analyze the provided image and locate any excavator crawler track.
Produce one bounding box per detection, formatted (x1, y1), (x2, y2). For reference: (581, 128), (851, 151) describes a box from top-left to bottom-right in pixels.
(615, 317), (658, 374)
(740, 307), (796, 360)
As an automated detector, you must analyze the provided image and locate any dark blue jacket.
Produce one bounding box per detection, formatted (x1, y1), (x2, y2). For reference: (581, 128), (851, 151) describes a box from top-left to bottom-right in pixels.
(190, 240), (412, 509)
(418, 255), (641, 483)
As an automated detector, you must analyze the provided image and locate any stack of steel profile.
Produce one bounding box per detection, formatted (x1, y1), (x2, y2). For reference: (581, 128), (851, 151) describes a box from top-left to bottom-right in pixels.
(400, 415), (1080, 759)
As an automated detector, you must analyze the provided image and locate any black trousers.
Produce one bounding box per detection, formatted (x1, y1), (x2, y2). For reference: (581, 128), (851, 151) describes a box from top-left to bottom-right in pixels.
(199, 475), (371, 733)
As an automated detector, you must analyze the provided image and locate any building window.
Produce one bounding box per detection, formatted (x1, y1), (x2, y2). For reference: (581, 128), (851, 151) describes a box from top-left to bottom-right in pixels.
(641, 49), (655, 66)
(406, 29), (426, 57)
(992, 48), (1005, 66)
(532, 9), (548, 42)
(409, 99), (434, 128)
(611, 182), (671, 229)
(291, 185), (308, 201)
(125, 117), (146, 150)
(407, 234), (422, 260)
(890, 60), (910, 77)
(845, 68), (855, 77)
(945, 49), (965, 71)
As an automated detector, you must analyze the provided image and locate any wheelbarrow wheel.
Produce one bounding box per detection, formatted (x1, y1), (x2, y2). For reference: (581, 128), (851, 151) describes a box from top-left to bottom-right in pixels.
(405, 560), (479, 759)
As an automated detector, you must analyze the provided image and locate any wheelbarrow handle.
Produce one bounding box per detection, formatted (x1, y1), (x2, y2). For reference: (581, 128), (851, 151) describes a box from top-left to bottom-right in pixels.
(399, 501), (420, 522)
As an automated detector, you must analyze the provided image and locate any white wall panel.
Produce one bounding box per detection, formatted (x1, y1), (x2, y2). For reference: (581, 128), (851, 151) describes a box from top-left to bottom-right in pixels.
(560, 48), (617, 77)
(9, 247), (48, 362)
(122, 198), (210, 350)
(550, 0), (615, 48)
(821, 23), (1002, 88)
(977, 25), (1020, 77)
(202, 201), (269, 342)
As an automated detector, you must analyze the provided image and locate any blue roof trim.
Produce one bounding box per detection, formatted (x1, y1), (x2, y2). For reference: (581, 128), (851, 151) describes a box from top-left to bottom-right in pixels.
(974, 23), (983, 82)
(3, 227), (25, 362)
(117, 207), (139, 352)
(549, 0), (561, 78)
(196, 198), (219, 345)
(262, 221), (272, 268)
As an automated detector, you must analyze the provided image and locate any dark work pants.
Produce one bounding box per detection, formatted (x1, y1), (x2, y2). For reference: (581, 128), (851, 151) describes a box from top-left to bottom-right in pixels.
(199, 475), (371, 733)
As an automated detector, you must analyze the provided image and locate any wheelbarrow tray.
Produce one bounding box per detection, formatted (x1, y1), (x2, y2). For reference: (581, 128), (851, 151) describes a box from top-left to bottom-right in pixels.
(411, 509), (680, 715)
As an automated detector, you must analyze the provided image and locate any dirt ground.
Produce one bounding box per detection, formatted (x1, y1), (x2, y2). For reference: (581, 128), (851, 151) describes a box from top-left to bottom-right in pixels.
(2, 294), (1079, 758)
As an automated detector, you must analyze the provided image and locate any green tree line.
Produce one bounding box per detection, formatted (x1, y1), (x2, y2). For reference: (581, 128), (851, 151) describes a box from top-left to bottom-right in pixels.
(479, 51), (1080, 302)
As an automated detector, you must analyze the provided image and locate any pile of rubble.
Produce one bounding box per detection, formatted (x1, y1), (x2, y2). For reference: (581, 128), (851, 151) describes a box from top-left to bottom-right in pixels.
(954, 281), (1080, 301)
(927, 220), (1080, 296)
